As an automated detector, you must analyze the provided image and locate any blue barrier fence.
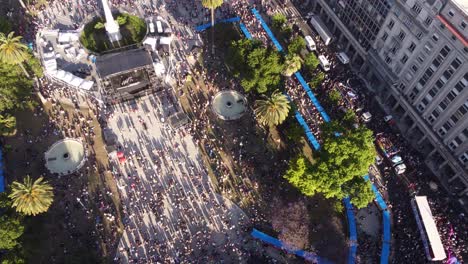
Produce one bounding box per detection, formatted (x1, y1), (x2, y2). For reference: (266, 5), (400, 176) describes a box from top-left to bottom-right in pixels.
(344, 198), (358, 264)
(195, 16), (241, 32)
(251, 229), (334, 264)
(295, 111), (321, 150)
(251, 8), (284, 52)
(239, 23), (252, 39)
(363, 175), (391, 264)
(294, 72), (331, 123)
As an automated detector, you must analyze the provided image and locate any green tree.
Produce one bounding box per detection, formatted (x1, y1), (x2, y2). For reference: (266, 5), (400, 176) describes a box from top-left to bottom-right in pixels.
(282, 54), (302, 77)
(228, 39), (283, 93)
(342, 109), (357, 128)
(9, 176), (54, 216)
(116, 15), (127, 26)
(309, 71), (325, 88)
(272, 13), (287, 31)
(0, 32), (30, 77)
(284, 120), (304, 143)
(0, 114), (16, 136)
(328, 89), (342, 105)
(94, 22), (105, 30)
(304, 52), (320, 72)
(202, 0), (224, 54)
(0, 247), (25, 264)
(287, 36), (306, 55)
(284, 123), (376, 209)
(0, 215), (24, 250)
(255, 90), (291, 127)
(343, 178), (375, 209)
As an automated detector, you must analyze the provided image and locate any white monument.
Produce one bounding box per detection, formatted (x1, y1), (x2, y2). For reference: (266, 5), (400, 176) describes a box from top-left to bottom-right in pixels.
(101, 0), (121, 42)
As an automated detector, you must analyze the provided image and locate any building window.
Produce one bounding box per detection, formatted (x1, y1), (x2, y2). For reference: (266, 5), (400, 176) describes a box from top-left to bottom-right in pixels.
(448, 10), (454, 17)
(388, 20), (395, 30)
(382, 32), (388, 41)
(438, 127), (447, 137)
(448, 140), (458, 151)
(417, 55), (424, 63)
(411, 64), (419, 73)
(432, 33), (439, 42)
(385, 56), (392, 64)
(451, 58), (462, 70)
(408, 42), (416, 52)
(417, 103), (425, 112)
(461, 21), (467, 30)
(412, 3), (422, 14)
(400, 54), (408, 64)
(428, 115), (436, 123)
(416, 32), (423, 39)
(440, 45), (451, 57)
(424, 17), (433, 26)
(398, 30), (406, 40)
(460, 152), (468, 164)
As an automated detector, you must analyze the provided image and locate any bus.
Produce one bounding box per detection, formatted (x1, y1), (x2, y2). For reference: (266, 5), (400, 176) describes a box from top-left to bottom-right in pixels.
(410, 196), (447, 261)
(309, 15), (333, 45)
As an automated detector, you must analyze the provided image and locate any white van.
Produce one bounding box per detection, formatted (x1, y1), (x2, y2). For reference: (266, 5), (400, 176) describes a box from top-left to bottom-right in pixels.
(305, 35), (316, 51)
(337, 52), (350, 64)
(156, 20), (163, 34)
(318, 55), (330, 71)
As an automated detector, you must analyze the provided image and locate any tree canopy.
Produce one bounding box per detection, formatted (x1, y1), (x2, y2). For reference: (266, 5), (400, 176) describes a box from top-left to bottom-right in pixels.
(254, 90), (291, 127)
(287, 36), (306, 55)
(9, 176), (54, 216)
(284, 123), (376, 208)
(227, 39), (283, 93)
(0, 55), (34, 136)
(282, 54), (302, 77)
(304, 52), (320, 72)
(0, 215), (24, 250)
(201, 0), (223, 9)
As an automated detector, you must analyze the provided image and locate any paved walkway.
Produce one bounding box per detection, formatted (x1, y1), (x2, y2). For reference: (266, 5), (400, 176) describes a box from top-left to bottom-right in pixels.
(106, 95), (252, 263)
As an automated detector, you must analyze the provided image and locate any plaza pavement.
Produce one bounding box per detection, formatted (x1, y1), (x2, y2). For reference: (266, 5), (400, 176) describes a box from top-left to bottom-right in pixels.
(107, 94), (252, 263)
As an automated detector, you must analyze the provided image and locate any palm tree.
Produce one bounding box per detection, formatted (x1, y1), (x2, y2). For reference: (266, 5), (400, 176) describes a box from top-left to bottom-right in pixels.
(9, 176), (54, 216)
(201, 0), (223, 55)
(282, 54), (302, 77)
(255, 90), (291, 127)
(0, 32), (30, 77)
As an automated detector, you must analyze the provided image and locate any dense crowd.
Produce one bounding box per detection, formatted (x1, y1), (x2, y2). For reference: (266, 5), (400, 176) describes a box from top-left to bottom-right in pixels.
(8, 0), (467, 262)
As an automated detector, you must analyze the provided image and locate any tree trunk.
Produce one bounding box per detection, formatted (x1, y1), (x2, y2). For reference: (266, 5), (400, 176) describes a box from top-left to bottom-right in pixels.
(211, 7), (215, 55)
(19, 62), (31, 78)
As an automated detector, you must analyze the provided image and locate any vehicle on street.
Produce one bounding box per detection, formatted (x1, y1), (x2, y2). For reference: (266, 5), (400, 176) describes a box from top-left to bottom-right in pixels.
(309, 15), (333, 45)
(318, 55), (330, 71)
(411, 196), (447, 261)
(375, 132), (407, 174)
(305, 35), (316, 51)
(362, 112), (372, 122)
(336, 52), (350, 64)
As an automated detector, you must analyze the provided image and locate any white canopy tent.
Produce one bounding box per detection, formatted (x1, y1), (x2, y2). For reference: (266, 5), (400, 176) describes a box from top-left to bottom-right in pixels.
(58, 32), (79, 43)
(79, 80), (94, 90)
(143, 37), (157, 51)
(159, 36), (172, 46)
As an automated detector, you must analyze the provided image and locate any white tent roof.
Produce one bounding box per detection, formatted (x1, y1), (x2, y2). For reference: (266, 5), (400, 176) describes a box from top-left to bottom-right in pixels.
(42, 29), (59, 37)
(43, 58), (57, 73)
(43, 52), (55, 59)
(62, 72), (74, 83)
(70, 76), (84, 88)
(54, 70), (67, 80)
(58, 32), (79, 43)
(143, 37), (157, 51)
(79, 80), (94, 90)
(159, 36), (172, 45)
(153, 62), (165, 76)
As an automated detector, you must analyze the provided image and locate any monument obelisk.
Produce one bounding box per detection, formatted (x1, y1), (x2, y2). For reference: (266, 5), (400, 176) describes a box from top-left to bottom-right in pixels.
(101, 0), (121, 42)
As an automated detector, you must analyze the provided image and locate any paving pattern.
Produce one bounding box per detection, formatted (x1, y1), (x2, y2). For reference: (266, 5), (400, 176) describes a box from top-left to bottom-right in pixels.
(106, 94), (252, 263)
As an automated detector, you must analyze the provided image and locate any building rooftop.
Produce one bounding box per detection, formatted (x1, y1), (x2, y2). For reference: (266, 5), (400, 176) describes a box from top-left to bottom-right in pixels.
(95, 49), (153, 78)
(451, 0), (468, 15)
